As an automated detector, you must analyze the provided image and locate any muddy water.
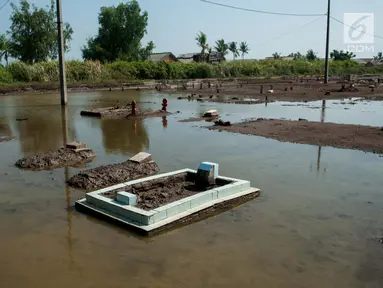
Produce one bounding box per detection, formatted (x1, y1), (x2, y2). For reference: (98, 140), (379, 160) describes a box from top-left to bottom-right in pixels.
(0, 91), (383, 288)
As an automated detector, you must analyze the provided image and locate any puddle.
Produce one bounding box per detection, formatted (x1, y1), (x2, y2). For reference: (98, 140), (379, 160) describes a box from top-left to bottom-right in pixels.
(0, 91), (382, 287)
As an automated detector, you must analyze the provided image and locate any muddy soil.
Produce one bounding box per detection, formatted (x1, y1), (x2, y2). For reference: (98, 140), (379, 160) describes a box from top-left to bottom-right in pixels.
(126, 110), (171, 120)
(209, 119), (383, 154)
(178, 116), (218, 123)
(103, 172), (231, 210)
(169, 80), (383, 103)
(15, 148), (96, 170)
(68, 160), (160, 190)
(80, 105), (137, 118)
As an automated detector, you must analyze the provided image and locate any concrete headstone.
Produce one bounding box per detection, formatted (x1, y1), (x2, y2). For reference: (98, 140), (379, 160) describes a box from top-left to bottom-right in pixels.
(129, 152), (152, 164)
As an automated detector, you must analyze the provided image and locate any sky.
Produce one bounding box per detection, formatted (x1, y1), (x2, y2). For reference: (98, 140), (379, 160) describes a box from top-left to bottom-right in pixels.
(0, 0), (382, 60)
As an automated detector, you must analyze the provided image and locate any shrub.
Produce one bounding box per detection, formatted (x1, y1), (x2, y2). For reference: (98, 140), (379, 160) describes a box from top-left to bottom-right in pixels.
(0, 66), (12, 83)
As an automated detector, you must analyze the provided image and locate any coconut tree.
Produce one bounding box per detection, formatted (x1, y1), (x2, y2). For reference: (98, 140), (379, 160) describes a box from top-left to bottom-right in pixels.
(0, 34), (10, 66)
(306, 49), (318, 61)
(228, 41), (239, 60)
(195, 31), (208, 62)
(214, 39), (229, 61)
(239, 42), (249, 60)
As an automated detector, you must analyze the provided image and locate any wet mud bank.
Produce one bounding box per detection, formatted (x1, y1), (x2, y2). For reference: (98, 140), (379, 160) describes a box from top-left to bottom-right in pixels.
(68, 161), (160, 190)
(15, 148), (96, 170)
(80, 106), (136, 118)
(209, 119), (383, 154)
(170, 80), (383, 103)
(102, 172), (231, 210)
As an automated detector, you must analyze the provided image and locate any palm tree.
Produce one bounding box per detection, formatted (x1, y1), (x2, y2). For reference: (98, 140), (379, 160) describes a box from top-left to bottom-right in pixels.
(195, 31), (208, 62)
(239, 42), (249, 60)
(272, 52), (281, 59)
(374, 52), (383, 60)
(214, 39), (228, 61)
(228, 41), (239, 60)
(306, 49), (318, 61)
(0, 34), (10, 66)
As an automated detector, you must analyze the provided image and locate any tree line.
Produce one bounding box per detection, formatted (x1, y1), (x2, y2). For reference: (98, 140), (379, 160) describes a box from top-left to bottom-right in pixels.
(0, 0), (154, 65)
(0, 0), (382, 67)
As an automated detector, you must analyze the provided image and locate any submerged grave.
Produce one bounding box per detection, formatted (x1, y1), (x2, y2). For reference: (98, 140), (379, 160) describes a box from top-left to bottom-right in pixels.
(80, 105), (136, 118)
(76, 162), (260, 236)
(15, 142), (95, 170)
(68, 152), (159, 190)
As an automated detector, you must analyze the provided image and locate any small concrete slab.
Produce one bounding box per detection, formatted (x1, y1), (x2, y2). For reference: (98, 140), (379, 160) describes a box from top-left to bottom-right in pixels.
(116, 191), (137, 205)
(66, 141), (87, 150)
(66, 142), (91, 152)
(129, 152), (152, 164)
(204, 109), (218, 117)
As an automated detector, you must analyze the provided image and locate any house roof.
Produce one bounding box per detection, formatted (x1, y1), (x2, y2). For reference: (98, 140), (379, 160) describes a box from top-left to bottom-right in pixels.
(149, 52), (176, 62)
(366, 59), (383, 66)
(177, 53), (199, 59)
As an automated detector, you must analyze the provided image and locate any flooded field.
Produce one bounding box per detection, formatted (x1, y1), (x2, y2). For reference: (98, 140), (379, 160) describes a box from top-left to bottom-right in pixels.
(0, 90), (382, 288)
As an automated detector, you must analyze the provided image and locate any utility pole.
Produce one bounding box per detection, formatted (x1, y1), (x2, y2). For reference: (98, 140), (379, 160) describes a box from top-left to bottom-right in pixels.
(324, 0), (331, 84)
(56, 0), (67, 106)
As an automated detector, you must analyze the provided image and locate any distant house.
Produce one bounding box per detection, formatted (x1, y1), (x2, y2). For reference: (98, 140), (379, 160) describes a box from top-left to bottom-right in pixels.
(177, 52), (225, 63)
(365, 59), (383, 67)
(177, 53), (199, 63)
(149, 52), (178, 63)
(353, 58), (372, 65)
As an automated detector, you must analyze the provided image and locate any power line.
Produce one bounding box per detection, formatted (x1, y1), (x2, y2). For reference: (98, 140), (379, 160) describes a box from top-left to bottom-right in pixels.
(258, 16), (325, 47)
(330, 16), (383, 40)
(200, 0), (326, 17)
(0, 0), (11, 11)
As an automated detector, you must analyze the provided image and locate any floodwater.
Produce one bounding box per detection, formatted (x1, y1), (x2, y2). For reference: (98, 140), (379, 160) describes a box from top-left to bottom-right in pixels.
(0, 90), (383, 288)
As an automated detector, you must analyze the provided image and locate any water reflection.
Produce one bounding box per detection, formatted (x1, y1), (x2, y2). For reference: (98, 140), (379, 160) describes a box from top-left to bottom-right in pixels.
(320, 100), (326, 123)
(101, 118), (149, 155)
(0, 123), (12, 141)
(310, 100), (327, 175)
(12, 106), (76, 156)
(162, 116), (168, 128)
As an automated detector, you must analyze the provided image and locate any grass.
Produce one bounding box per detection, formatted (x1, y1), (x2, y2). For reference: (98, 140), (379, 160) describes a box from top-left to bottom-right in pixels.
(1, 59), (383, 91)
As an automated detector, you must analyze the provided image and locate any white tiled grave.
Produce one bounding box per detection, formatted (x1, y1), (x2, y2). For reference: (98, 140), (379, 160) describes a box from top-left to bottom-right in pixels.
(75, 169), (260, 234)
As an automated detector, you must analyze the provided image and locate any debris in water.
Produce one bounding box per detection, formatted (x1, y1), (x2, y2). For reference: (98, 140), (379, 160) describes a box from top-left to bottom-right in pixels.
(214, 119), (231, 127)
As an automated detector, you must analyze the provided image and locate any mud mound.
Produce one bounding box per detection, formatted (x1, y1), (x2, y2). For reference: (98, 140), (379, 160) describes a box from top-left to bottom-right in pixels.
(209, 119), (383, 154)
(68, 161), (160, 190)
(80, 106), (136, 118)
(15, 148), (96, 170)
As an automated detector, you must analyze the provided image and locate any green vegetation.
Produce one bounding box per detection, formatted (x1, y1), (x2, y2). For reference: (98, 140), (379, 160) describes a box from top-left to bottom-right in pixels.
(195, 32), (208, 62)
(82, 1), (154, 62)
(239, 42), (250, 60)
(228, 42), (239, 60)
(214, 39), (229, 58)
(2, 0), (73, 64)
(1, 59), (383, 86)
(0, 0), (382, 89)
(330, 50), (356, 61)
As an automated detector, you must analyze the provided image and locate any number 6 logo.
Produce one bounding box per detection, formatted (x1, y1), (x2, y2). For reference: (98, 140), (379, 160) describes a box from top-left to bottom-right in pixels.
(348, 15), (369, 41)
(343, 13), (374, 44)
